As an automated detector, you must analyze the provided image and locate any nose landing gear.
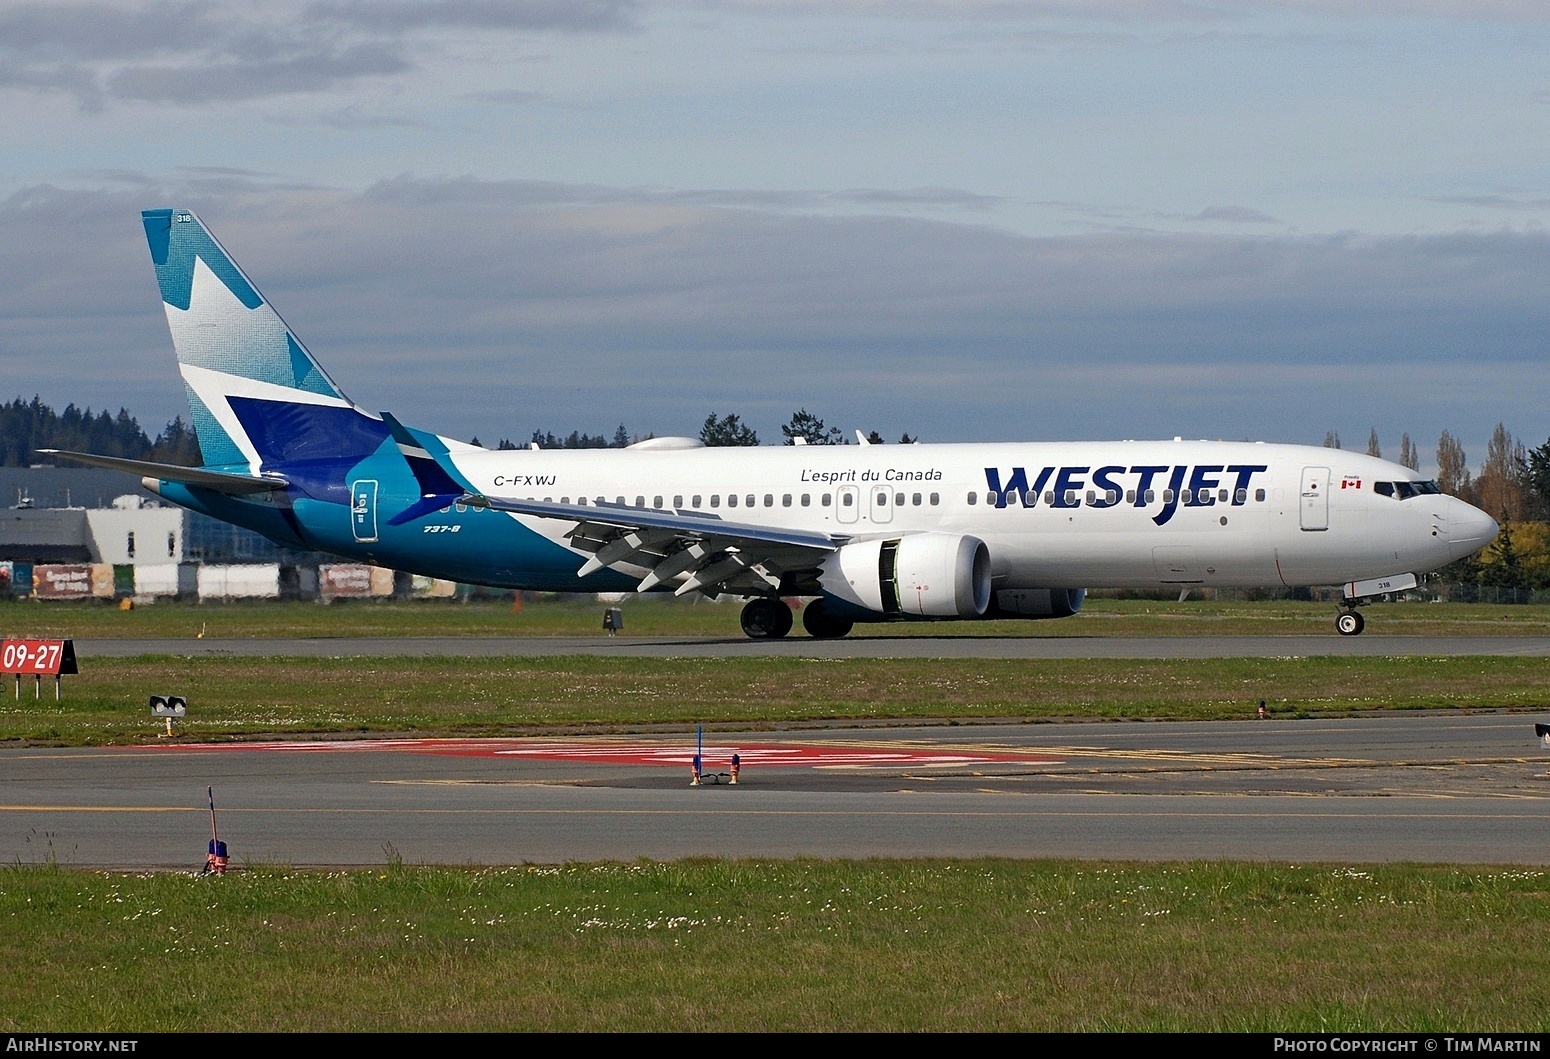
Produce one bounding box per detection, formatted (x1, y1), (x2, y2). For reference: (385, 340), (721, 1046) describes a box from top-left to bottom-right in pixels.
(1335, 608), (1365, 636)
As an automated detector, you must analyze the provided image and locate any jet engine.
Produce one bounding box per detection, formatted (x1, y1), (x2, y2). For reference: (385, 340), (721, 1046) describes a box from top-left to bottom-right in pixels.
(818, 533), (991, 617)
(988, 587), (1087, 619)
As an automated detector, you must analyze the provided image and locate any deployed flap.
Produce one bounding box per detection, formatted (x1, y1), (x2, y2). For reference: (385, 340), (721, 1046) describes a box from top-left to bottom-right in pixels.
(37, 449), (287, 495)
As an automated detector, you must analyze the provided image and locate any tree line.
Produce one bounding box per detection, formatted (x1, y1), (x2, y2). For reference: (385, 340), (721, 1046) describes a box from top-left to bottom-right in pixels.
(522, 410), (916, 450)
(2, 397), (199, 468)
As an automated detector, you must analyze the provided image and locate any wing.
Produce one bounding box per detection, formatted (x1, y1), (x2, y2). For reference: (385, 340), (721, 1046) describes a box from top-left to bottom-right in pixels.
(378, 413), (846, 597)
(477, 494), (844, 595)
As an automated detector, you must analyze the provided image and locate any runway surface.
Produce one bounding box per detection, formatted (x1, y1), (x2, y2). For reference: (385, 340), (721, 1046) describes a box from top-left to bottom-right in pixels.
(4, 714), (1547, 868)
(73, 633), (1550, 658)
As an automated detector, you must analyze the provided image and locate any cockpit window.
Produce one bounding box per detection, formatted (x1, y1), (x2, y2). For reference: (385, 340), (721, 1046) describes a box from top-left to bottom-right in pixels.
(1376, 480), (1442, 500)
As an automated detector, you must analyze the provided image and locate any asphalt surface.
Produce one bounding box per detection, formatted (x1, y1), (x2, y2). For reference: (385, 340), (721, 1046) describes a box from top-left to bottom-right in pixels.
(4, 713), (1547, 868)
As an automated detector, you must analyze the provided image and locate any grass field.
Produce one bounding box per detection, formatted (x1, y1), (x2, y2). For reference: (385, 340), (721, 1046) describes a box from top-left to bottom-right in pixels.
(3, 654), (1548, 745)
(7, 595), (1550, 640)
(3, 860), (1547, 1032)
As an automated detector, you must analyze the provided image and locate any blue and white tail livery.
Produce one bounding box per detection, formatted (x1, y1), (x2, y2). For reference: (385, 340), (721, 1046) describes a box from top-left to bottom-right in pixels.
(43, 209), (1500, 638)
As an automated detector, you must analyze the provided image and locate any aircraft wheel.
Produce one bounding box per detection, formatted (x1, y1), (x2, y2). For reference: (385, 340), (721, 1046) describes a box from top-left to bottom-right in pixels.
(1336, 610), (1365, 636)
(740, 598), (793, 639)
(802, 599), (854, 639)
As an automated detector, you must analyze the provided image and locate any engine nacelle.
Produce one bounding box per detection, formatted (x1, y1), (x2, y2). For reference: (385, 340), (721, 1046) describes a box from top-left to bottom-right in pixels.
(988, 587), (1087, 619)
(818, 533), (991, 617)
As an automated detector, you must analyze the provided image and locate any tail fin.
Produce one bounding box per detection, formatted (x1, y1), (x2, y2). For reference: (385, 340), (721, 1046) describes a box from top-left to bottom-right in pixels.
(141, 209), (372, 472)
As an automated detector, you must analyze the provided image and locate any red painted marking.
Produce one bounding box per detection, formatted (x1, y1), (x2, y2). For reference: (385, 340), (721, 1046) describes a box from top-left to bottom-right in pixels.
(131, 737), (1060, 769)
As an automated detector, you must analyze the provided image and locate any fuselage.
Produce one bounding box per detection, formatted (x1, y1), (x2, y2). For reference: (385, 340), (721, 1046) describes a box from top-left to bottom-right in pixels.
(153, 436), (1497, 596)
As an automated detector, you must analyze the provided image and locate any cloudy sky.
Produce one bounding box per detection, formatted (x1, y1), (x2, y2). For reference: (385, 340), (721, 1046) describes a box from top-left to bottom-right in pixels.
(3, 1), (1549, 468)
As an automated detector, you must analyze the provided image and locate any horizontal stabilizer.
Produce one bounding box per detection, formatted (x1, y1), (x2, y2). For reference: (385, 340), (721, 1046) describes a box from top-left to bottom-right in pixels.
(37, 449), (287, 495)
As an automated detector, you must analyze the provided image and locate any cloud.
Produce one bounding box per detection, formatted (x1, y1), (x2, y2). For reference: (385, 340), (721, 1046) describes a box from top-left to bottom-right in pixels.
(0, 0), (637, 109)
(307, 0), (640, 34)
(1192, 205), (1281, 225)
(107, 43), (411, 104)
(4, 179), (1547, 456)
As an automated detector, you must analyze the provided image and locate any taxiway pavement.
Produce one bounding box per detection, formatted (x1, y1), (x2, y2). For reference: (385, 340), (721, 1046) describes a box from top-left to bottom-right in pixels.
(4, 714), (1546, 868)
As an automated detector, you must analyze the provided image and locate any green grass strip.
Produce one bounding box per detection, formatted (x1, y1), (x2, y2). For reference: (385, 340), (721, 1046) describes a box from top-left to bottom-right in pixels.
(2, 860), (1546, 1032)
(3, 654), (1546, 744)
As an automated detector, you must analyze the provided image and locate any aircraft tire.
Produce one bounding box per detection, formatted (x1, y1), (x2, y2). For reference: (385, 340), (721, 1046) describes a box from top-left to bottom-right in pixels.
(1336, 610), (1364, 636)
(740, 598), (793, 639)
(802, 599), (854, 639)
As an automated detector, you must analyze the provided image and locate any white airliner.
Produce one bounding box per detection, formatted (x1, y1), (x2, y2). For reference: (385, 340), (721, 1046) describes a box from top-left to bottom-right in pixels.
(45, 210), (1499, 639)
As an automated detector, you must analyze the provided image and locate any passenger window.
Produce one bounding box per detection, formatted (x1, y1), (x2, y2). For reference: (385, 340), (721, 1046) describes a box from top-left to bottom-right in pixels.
(1255, 488), (1266, 502)
(1218, 488), (1228, 503)
(967, 492), (977, 505)
(801, 494), (811, 506)
(764, 494), (774, 507)
(822, 493), (832, 505)
(1181, 489), (1192, 504)
(782, 494), (792, 507)
(691, 494), (701, 507)
(876, 493), (888, 507)
(895, 492), (905, 505)
(577, 497), (587, 506)
(1145, 489), (1155, 503)
(1064, 489), (1076, 505)
(842, 493), (854, 507)
(929, 493), (939, 505)
(615, 496), (624, 506)
(912, 493), (922, 506)
(1162, 490), (1173, 504)
(672, 495), (682, 507)
(728, 494), (738, 507)
(653, 495), (663, 508)
(1022, 490), (1037, 506)
(710, 495), (720, 508)
(1235, 488), (1247, 504)
(635, 495), (645, 507)
(1126, 489), (1136, 503)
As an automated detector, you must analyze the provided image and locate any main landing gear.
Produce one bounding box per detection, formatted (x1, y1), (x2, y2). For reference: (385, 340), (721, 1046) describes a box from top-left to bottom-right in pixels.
(738, 597), (855, 639)
(1335, 607), (1365, 636)
(800, 598), (853, 640)
(739, 597), (794, 639)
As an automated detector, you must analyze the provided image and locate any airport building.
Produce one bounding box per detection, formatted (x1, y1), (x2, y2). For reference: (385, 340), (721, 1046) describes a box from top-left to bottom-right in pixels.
(0, 467), (456, 603)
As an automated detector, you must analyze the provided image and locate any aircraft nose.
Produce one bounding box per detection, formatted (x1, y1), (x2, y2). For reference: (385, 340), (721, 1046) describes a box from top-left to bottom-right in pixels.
(1449, 500), (1498, 552)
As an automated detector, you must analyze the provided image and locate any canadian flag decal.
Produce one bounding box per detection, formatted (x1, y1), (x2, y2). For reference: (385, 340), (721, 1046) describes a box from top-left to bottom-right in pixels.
(1340, 476), (1362, 490)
